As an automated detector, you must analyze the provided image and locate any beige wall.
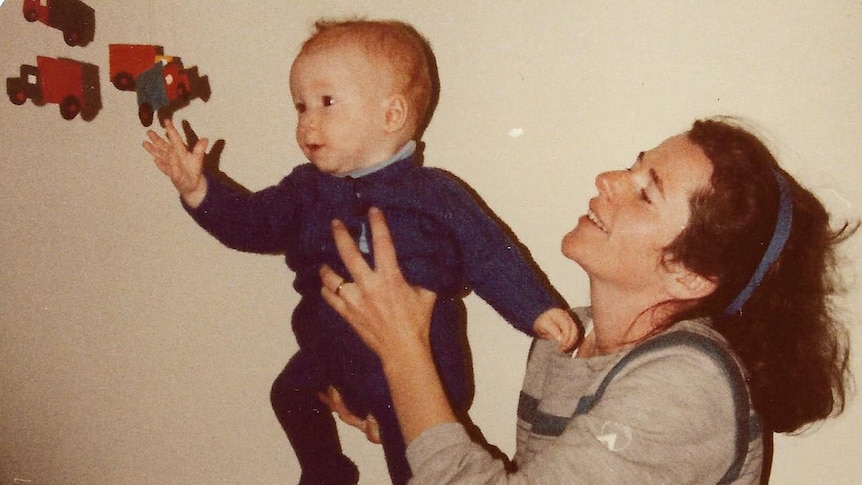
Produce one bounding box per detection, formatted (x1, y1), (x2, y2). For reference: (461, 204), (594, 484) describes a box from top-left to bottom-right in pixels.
(1, 1), (860, 483)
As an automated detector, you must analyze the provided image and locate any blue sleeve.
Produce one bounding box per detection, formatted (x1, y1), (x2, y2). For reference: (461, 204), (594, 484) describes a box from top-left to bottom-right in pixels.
(183, 169), (302, 254)
(429, 170), (560, 335)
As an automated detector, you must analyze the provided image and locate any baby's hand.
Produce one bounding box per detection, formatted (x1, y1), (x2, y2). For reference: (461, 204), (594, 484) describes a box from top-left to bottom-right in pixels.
(533, 308), (580, 352)
(143, 118), (209, 208)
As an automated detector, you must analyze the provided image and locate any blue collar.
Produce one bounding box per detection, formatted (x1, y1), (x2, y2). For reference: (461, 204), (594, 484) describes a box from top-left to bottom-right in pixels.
(336, 141), (417, 179)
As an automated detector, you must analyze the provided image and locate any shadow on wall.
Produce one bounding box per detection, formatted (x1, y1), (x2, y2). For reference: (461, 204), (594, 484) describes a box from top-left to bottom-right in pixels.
(173, 118), (244, 195)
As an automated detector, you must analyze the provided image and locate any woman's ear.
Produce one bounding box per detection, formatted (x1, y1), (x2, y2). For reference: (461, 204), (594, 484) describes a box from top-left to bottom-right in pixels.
(665, 260), (717, 300)
(383, 94), (409, 133)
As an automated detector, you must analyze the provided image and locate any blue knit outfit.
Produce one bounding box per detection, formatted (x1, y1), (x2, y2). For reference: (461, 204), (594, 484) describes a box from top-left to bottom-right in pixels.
(185, 145), (559, 484)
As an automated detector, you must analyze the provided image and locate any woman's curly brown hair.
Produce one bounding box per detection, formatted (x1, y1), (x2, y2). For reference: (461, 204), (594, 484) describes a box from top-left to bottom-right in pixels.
(667, 117), (856, 433)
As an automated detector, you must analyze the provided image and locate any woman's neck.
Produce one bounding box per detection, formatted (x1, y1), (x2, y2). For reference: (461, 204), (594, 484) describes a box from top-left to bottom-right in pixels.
(585, 281), (673, 356)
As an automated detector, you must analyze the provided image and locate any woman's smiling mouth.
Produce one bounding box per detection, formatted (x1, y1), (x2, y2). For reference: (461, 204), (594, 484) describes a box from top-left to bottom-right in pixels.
(587, 208), (608, 232)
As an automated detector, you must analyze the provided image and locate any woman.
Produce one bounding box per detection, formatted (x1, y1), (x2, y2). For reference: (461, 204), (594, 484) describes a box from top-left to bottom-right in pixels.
(319, 118), (855, 483)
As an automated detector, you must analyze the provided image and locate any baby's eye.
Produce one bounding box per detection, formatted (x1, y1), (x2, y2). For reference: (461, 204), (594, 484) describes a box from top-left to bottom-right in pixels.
(294, 102), (306, 114)
(322, 96), (334, 107)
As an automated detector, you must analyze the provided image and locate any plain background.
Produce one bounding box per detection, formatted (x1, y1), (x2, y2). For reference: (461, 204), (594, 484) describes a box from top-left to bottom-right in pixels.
(1, 1), (860, 484)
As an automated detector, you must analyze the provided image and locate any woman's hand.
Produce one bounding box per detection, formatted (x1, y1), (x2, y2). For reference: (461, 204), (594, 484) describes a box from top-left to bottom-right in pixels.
(320, 207), (457, 444)
(318, 386), (381, 444)
(319, 207), (437, 361)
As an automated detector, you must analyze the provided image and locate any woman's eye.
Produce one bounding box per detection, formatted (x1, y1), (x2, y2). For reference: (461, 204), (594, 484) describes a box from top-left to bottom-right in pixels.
(294, 102), (306, 114)
(640, 188), (652, 204)
(322, 96), (334, 107)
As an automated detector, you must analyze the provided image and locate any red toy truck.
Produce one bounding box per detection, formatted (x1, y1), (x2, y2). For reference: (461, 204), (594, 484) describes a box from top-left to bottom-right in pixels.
(109, 45), (210, 126)
(23, 0), (96, 47)
(6, 56), (100, 120)
(108, 44), (164, 91)
(135, 59), (191, 126)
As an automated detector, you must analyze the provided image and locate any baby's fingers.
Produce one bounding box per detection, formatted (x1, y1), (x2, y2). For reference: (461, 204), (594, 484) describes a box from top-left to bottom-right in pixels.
(163, 119), (188, 149)
(560, 324), (578, 352)
(191, 137), (210, 160)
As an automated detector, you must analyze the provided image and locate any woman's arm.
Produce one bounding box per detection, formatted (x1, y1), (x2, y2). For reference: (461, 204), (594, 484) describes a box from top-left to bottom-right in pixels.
(319, 207), (458, 444)
(319, 209), (750, 483)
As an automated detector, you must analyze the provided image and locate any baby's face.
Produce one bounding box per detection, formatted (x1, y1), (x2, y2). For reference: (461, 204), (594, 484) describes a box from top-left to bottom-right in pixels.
(290, 44), (397, 175)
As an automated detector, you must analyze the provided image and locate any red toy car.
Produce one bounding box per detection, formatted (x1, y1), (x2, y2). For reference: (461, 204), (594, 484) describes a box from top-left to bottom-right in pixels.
(22, 0), (95, 47)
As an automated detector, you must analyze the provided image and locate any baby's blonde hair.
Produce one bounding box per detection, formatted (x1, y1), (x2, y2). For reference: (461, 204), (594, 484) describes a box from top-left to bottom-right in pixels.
(299, 18), (435, 134)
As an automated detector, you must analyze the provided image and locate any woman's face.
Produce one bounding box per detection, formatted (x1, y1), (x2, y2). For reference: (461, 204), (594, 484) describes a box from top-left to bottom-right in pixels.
(562, 134), (713, 291)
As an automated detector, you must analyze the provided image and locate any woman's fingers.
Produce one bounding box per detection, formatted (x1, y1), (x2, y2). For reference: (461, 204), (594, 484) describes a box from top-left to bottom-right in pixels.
(320, 264), (350, 311)
(317, 387), (383, 445)
(364, 414), (382, 444)
(322, 208), (438, 358)
(320, 264), (350, 298)
(331, 219), (371, 282)
(367, 207), (399, 273)
(330, 208), (400, 284)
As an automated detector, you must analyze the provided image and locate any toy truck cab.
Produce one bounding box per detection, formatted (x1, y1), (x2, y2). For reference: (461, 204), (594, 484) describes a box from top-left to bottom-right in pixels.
(6, 64), (43, 106)
(135, 58), (190, 126)
(23, 0), (95, 47)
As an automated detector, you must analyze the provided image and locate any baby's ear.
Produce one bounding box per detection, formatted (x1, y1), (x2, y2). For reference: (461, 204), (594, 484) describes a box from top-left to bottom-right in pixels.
(384, 94), (409, 133)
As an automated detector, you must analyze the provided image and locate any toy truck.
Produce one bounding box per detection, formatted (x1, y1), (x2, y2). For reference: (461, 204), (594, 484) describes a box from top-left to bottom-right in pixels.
(108, 44), (164, 91)
(6, 56), (100, 120)
(22, 0), (95, 47)
(135, 58), (191, 126)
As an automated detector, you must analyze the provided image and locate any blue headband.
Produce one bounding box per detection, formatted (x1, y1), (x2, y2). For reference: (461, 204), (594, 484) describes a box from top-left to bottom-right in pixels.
(724, 168), (793, 316)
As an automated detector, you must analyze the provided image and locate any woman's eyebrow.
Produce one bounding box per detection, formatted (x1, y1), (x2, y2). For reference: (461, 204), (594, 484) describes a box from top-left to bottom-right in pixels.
(650, 167), (665, 199)
(638, 152), (665, 199)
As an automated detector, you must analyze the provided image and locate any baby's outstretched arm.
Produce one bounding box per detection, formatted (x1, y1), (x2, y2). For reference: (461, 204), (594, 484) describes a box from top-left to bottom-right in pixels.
(143, 119), (210, 208)
(533, 308), (580, 352)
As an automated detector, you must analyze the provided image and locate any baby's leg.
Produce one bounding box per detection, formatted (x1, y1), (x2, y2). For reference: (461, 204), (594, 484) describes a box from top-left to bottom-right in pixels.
(270, 351), (358, 485)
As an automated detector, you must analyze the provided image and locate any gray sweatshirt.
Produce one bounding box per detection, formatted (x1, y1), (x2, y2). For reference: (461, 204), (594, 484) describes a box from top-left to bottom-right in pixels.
(406, 311), (764, 484)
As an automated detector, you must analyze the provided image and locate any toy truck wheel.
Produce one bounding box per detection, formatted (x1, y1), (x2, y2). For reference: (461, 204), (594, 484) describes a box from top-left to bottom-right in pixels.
(139, 103), (155, 127)
(24, 9), (38, 22)
(64, 30), (83, 47)
(9, 92), (27, 105)
(60, 96), (81, 120)
(112, 73), (135, 91)
(8, 88), (27, 105)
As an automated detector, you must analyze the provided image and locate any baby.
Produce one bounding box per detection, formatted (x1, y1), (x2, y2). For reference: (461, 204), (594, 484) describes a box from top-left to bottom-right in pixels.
(143, 18), (578, 485)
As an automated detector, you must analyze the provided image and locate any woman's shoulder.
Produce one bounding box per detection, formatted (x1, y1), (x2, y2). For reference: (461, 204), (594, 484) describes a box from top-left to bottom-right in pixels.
(617, 318), (740, 383)
(667, 317), (726, 343)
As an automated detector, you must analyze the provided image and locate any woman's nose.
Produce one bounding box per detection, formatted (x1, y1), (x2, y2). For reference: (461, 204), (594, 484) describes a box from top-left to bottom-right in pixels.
(595, 170), (629, 200)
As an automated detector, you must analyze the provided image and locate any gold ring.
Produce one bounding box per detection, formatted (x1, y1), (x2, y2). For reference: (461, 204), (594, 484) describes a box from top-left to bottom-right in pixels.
(335, 281), (346, 296)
